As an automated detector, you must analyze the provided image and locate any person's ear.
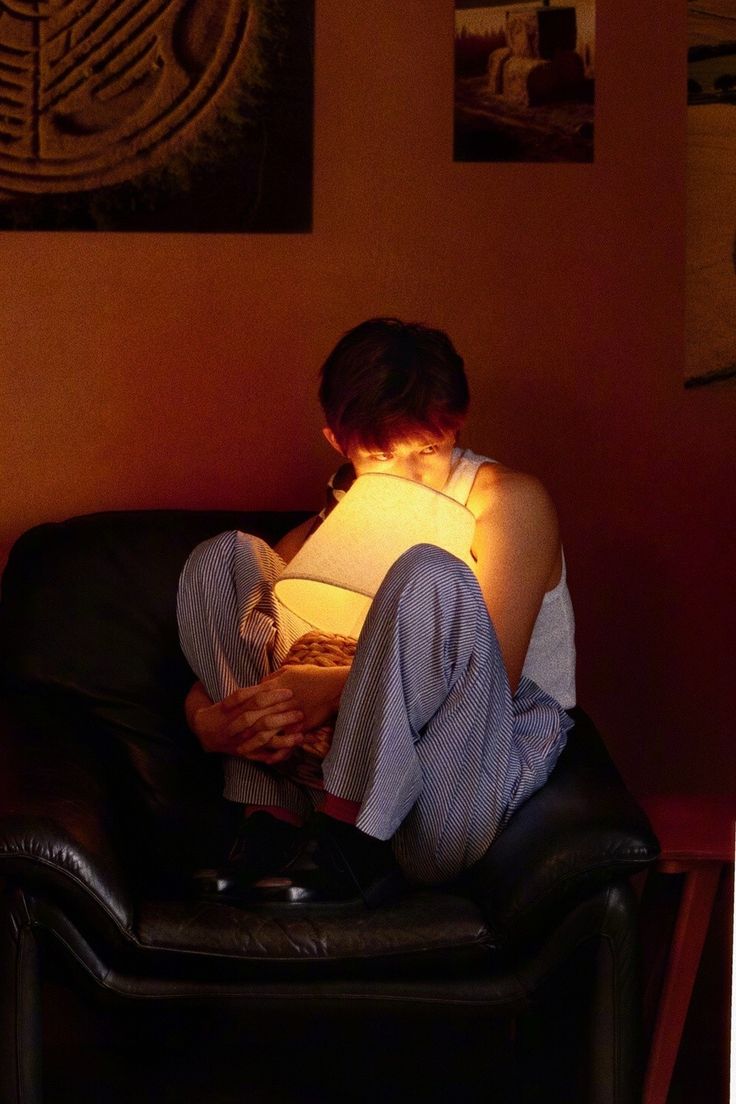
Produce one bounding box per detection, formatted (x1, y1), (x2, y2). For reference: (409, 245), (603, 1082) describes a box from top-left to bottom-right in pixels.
(322, 427), (345, 455)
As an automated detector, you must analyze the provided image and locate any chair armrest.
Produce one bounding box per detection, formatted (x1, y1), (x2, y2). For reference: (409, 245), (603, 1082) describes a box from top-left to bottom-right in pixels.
(460, 711), (659, 948)
(0, 701), (134, 940)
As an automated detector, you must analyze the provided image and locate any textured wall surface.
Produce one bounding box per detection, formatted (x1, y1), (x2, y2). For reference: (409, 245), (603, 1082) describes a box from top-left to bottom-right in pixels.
(1, 0), (734, 803)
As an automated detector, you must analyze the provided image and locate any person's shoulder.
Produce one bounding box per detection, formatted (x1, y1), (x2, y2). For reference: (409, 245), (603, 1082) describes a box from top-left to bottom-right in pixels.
(468, 462), (558, 534)
(273, 516), (319, 564)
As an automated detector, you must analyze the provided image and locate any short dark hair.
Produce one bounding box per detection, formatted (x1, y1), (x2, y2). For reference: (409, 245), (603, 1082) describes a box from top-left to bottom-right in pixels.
(318, 317), (469, 454)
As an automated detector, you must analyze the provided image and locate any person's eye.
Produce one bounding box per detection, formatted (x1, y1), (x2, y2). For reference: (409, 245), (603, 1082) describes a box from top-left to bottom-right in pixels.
(421, 445), (439, 455)
(370, 453), (392, 462)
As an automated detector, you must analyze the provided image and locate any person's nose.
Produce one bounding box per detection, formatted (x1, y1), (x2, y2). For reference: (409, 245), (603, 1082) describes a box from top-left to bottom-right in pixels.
(393, 457), (427, 483)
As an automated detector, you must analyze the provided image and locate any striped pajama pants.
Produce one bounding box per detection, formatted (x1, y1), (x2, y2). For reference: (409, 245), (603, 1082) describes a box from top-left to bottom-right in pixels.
(177, 531), (572, 885)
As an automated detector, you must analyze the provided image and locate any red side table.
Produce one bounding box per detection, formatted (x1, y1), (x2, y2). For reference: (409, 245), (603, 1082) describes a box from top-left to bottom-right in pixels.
(639, 794), (734, 1104)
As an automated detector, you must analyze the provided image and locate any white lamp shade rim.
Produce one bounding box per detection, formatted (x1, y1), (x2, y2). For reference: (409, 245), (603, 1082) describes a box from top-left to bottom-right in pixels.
(274, 472), (476, 636)
(275, 574), (374, 602)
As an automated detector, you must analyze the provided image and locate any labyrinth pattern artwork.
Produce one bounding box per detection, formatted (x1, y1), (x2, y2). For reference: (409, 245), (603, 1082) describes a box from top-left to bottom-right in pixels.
(0, 0), (313, 230)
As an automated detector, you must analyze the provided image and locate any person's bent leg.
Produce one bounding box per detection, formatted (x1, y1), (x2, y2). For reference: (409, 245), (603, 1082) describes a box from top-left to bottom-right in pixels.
(177, 529), (310, 698)
(322, 544), (570, 885)
(177, 529), (312, 820)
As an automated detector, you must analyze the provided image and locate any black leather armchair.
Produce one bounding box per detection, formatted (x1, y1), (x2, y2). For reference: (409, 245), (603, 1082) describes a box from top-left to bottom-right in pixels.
(0, 510), (659, 1104)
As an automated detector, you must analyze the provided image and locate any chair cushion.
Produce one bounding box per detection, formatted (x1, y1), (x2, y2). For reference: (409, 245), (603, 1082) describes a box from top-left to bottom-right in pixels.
(132, 890), (496, 980)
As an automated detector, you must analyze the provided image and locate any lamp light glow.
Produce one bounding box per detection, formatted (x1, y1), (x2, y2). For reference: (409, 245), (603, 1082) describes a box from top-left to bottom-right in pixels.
(274, 473), (476, 638)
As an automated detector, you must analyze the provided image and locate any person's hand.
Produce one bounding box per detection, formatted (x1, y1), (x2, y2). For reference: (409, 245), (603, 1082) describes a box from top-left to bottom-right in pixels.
(185, 681), (305, 765)
(255, 664), (350, 734)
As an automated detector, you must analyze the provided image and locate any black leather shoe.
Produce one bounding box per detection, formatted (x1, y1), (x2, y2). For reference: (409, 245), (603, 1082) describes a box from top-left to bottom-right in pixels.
(193, 812), (305, 901)
(240, 814), (406, 908)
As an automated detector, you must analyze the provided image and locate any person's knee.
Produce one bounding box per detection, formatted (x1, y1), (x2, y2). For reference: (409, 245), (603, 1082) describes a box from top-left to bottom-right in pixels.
(185, 530), (274, 584)
(181, 530), (236, 592)
(368, 545), (479, 634)
(383, 543), (473, 596)
(236, 531), (272, 556)
(397, 542), (454, 570)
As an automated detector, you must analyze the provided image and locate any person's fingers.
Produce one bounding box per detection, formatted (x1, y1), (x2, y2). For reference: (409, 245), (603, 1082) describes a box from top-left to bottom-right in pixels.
(258, 710), (305, 732)
(239, 728), (277, 752)
(248, 747), (294, 765)
(227, 709), (303, 739)
(210, 725), (257, 756)
(251, 687), (295, 709)
(219, 685), (259, 710)
(265, 748), (294, 764)
(268, 731), (304, 749)
(221, 685), (294, 711)
(235, 729), (303, 757)
(238, 724), (301, 752)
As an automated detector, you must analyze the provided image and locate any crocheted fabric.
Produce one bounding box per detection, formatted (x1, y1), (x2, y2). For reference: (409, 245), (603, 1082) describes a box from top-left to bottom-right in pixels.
(275, 631), (356, 789)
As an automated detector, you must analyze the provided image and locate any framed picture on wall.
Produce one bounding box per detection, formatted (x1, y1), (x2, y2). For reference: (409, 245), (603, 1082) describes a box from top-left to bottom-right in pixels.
(454, 0), (595, 162)
(0, 0), (313, 233)
(686, 0), (736, 387)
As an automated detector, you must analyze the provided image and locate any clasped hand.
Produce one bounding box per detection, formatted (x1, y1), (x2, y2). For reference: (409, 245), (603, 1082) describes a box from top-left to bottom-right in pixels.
(187, 665), (350, 765)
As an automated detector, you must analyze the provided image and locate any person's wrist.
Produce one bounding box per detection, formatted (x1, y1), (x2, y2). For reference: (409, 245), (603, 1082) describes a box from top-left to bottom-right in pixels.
(330, 666), (350, 709)
(186, 699), (209, 737)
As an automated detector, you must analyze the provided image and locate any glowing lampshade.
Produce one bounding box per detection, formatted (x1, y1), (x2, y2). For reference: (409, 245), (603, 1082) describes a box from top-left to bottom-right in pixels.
(274, 473), (476, 638)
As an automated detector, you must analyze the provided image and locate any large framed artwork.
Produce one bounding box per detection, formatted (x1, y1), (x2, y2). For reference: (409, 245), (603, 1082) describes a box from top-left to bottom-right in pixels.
(0, 0), (313, 232)
(454, 0), (595, 163)
(686, 0), (736, 386)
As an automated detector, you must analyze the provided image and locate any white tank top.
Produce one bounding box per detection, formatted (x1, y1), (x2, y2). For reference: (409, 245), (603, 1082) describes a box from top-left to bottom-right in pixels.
(444, 448), (576, 710)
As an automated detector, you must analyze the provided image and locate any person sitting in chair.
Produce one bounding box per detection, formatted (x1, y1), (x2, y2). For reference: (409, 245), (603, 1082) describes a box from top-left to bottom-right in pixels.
(176, 317), (576, 906)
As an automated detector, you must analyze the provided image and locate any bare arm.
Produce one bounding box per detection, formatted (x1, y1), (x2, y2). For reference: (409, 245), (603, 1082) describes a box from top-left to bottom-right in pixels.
(467, 465), (562, 694)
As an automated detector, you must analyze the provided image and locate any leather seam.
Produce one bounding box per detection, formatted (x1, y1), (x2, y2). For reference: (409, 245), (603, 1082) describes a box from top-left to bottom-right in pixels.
(41, 924), (113, 989)
(606, 928), (621, 1102)
(40, 918), (500, 989)
(0, 852), (132, 936)
(38, 922), (521, 1006)
(599, 886), (621, 1100)
(41, 917), (611, 1008)
(132, 932), (495, 964)
(40, 922), (528, 1006)
(16, 921), (32, 1104)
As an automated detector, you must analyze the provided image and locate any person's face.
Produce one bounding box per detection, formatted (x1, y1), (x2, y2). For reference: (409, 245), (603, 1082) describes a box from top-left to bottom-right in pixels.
(324, 428), (458, 491)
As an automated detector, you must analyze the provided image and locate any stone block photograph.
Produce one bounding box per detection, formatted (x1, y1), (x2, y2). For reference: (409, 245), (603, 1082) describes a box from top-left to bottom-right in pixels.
(686, 0), (736, 385)
(0, 0), (313, 232)
(454, 0), (595, 162)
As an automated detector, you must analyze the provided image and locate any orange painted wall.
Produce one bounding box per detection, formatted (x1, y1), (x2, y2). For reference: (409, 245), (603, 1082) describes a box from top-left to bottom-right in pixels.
(1, 1), (733, 799)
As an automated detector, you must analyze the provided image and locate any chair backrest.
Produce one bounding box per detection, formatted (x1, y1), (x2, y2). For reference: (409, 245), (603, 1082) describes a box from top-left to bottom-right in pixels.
(0, 509), (310, 880)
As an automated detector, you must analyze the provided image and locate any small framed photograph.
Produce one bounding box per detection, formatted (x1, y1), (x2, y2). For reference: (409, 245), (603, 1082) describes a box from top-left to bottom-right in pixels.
(454, 1), (595, 163)
(686, 0), (736, 387)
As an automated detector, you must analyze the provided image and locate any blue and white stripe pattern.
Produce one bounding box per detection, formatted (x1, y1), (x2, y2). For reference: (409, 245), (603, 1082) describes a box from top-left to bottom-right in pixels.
(177, 533), (572, 885)
(177, 531), (317, 819)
